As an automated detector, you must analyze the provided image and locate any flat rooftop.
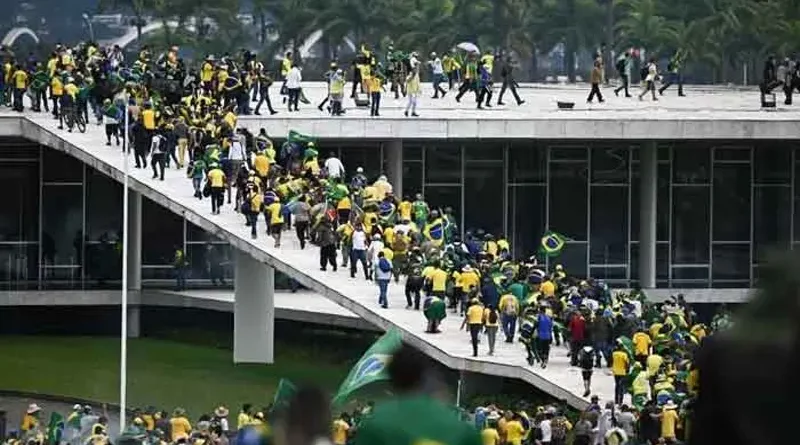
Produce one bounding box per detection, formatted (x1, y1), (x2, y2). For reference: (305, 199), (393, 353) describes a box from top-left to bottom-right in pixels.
(239, 83), (800, 140)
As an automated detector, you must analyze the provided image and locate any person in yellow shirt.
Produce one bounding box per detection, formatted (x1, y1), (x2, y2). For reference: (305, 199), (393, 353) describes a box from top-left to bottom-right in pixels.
(483, 305), (500, 355)
(141, 103), (156, 130)
(480, 421), (500, 445)
(50, 74), (63, 118)
(206, 163), (226, 215)
(245, 185), (264, 239)
(540, 279), (555, 298)
(331, 416), (350, 445)
(169, 408), (192, 442)
(498, 292), (518, 342)
(253, 151), (270, 184)
(632, 328), (652, 366)
(659, 401), (680, 442)
(21, 404), (41, 432)
(461, 298), (484, 357)
(424, 263), (448, 298)
(368, 74), (382, 116)
(398, 197), (412, 221)
(503, 414), (525, 445)
(266, 198), (284, 247)
(611, 344), (630, 405)
(237, 404), (253, 429)
(11, 65), (28, 112)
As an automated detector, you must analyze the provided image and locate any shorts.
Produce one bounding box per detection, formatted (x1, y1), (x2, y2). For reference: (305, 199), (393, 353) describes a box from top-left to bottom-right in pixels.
(581, 370), (593, 381)
(269, 224), (282, 235)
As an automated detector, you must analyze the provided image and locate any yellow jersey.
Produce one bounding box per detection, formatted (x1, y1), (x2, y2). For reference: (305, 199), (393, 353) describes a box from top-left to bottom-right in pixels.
(466, 304), (483, 324)
(12, 70), (28, 89)
(63, 83), (79, 100)
(481, 428), (500, 445)
(51, 77), (64, 96)
(142, 109), (156, 130)
(207, 168), (226, 188)
(267, 202), (283, 225)
(425, 267), (448, 292)
(331, 419), (349, 445)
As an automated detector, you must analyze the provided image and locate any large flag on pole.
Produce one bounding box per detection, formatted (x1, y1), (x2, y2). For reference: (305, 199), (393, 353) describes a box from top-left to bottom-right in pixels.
(332, 328), (403, 406)
(272, 378), (298, 412)
(539, 231), (567, 257)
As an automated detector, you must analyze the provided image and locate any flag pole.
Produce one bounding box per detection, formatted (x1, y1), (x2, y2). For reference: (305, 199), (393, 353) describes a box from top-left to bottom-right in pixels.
(455, 372), (463, 407)
(120, 92), (130, 434)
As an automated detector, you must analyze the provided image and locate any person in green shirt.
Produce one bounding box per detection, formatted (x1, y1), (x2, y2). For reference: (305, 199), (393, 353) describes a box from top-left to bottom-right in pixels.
(31, 63), (50, 113)
(354, 345), (481, 445)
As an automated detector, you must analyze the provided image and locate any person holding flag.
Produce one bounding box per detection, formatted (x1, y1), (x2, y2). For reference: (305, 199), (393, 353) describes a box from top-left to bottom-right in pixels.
(331, 328), (403, 406)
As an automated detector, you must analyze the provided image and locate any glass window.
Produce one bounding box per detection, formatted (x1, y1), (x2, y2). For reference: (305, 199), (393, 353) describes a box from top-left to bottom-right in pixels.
(142, 197), (183, 265)
(84, 239), (122, 287)
(86, 169), (123, 241)
(465, 142), (504, 161)
(425, 144), (462, 183)
(549, 146), (587, 161)
(464, 162), (504, 236)
(589, 266), (627, 281)
(186, 242), (233, 286)
(672, 145), (710, 184)
(554, 242), (587, 279)
(188, 221), (224, 243)
(712, 163), (750, 242)
(0, 164), (38, 242)
(714, 146), (751, 162)
(41, 185), (84, 266)
(549, 162), (588, 240)
(631, 145), (670, 161)
(423, 186), (461, 228)
(631, 162), (670, 242)
(672, 186), (710, 264)
(43, 149), (83, 183)
(795, 161), (800, 241)
(753, 186), (791, 262)
(340, 146), (381, 181)
(629, 242), (669, 282)
(403, 144), (423, 161)
(0, 244), (38, 290)
(754, 146), (791, 184)
(508, 143), (546, 183)
(712, 244), (750, 281)
(590, 186), (628, 264)
(508, 186), (546, 259)
(402, 161), (423, 198)
(591, 147), (629, 184)
(671, 266), (710, 288)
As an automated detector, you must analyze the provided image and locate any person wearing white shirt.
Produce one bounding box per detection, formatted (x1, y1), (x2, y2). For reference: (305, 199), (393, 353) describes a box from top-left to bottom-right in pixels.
(539, 415), (553, 445)
(350, 226), (369, 280)
(367, 234), (384, 279)
(227, 133), (247, 203)
(375, 251), (392, 308)
(324, 152), (345, 179)
(428, 52), (447, 98)
(285, 64), (303, 111)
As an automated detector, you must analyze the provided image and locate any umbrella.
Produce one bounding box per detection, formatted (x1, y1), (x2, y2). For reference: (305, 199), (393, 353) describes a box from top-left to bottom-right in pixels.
(456, 42), (480, 54)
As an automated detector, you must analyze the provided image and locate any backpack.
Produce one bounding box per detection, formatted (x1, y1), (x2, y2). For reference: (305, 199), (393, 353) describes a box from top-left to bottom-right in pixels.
(579, 347), (594, 369)
(378, 257), (392, 273)
(487, 309), (498, 325)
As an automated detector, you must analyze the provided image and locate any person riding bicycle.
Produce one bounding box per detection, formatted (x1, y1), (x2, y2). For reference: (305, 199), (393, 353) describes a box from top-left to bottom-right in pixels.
(59, 76), (79, 131)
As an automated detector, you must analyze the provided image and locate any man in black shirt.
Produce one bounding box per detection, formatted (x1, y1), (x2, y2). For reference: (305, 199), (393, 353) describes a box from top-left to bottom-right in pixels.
(497, 56), (524, 106)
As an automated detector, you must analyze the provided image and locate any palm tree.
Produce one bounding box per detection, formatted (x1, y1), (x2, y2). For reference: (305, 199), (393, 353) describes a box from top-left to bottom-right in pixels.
(615, 0), (677, 54)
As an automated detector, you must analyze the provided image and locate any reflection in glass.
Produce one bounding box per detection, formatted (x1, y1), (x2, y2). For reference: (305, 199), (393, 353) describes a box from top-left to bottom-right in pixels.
(508, 143), (546, 183)
(672, 145), (710, 184)
(550, 146), (587, 161)
(86, 169), (122, 241)
(671, 266), (710, 288)
(508, 186), (546, 259)
(464, 162), (504, 236)
(142, 197), (183, 265)
(85, 239), (122, 287)
(425, 144), (462, 183)
(589, 266), (627, 281)
(43, 149), (83, 183)
(629, 242), (669, 282)
(549, 162), (588, 240)
(42, 185), (83, 266)
(753, 186), (791, 261)
(187, 242), (233, 285)
(465, 142), (504, 161)
(712, 163), (750, 242)
(0, 243), (38, 290)
(754, 146), (791, 184)
(712, 244), (750, 281)
(402, 161), (423, 198)
(590, 186), (628, 264)
(423, 186), (461, 228)
(403, 144), (423, 161)
(591, 147), (629, 184)
(0, 164), (38, 242)
(555, 242), (587, 279)
(713, 146), (750, 162)
(672, 186), (710, 264)
(340, 146), (381, 181)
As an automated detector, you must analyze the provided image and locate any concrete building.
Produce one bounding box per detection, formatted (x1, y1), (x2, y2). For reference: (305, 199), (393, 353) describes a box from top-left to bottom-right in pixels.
(0, 84), (789, 407)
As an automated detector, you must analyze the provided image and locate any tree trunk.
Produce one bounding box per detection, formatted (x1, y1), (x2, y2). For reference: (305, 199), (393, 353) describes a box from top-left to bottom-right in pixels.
(566, 37), (577, 82)
(603, 1), (614, 82)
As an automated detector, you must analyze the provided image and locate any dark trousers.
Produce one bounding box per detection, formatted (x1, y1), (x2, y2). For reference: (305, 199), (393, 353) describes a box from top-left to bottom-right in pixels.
(12, 88), (24, 111)
(405, 277), (423, 309)
(320, 244), (337, 270)
(614, 375), (626, 405)
(295, 220), (309, 249)
(151, 153), (165, 180)
(350, 249), (368, 278)
(659, 72), (684, 96)
(537, 338), (552, 363)
(614, 74), (630, 96)
(211, 187), (224, 214)
(477, 86), (492, 108)
(249, 212), (259, 238)
(255, 89), (276, 114)
(287, 88), (300, 111)
(51, 96), (60, 118)
(501, 314), (516, 341)
(174, 266), (186, 290)
(468, 323), (482, 357)
(135, 146), (148, 168)
(370, 92), (381, 116)
(455, 80), (476, 101)
(587, 83), (604, 102)
(498, 79), (522, 104)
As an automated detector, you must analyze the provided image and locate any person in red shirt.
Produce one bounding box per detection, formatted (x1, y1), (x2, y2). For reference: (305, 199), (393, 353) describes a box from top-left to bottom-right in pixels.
(568, 310), (587, 366)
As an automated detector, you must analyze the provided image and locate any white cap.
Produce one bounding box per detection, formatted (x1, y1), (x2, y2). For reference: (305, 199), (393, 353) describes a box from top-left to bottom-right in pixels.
(356, 167), (364, 173)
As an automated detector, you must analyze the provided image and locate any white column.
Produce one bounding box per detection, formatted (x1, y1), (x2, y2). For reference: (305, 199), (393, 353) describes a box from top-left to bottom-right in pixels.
(233, 251), (275, 363)
(127, 191), (142, 291)
(385, 140), (403, 198)
(639, 142), (658, 289)
(127, 305), (141, 338)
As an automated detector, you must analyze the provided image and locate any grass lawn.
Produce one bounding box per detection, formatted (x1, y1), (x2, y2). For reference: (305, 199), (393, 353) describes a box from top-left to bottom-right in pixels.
(0, 336), (350, 417)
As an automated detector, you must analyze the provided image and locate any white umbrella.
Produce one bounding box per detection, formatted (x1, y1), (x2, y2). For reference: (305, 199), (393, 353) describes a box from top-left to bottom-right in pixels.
(456, 42), (480, 54)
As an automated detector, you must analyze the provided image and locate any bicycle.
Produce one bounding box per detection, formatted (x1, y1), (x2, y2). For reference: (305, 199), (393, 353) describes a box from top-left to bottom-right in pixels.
(63, 104), (87, 133)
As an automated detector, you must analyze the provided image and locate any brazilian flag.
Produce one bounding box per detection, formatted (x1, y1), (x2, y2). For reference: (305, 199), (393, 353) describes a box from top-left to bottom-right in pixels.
(539, 231), (566, 257)
(424, 219), (445, 246)
(379, 200), (396, 223)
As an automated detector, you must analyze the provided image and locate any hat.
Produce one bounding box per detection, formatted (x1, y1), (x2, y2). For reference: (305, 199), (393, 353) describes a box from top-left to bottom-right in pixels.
(663, 400), (678, 410)
(214, 406), (229, 417)
(462, 265), (472, 272)
(73, 404), (83, 411)
(27, 404), (41, 414)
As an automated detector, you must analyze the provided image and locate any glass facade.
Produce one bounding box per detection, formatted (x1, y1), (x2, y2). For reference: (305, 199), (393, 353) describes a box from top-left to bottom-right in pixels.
(2, 137), (799, 290)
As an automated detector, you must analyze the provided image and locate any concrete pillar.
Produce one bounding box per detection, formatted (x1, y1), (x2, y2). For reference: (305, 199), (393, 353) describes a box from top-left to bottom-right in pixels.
(127, 305), (141, 338)
(384, 140), (403, 198)
(639, 142), (658, 289)
(233, 251), (275, 364)
(127, 191), (142, 291)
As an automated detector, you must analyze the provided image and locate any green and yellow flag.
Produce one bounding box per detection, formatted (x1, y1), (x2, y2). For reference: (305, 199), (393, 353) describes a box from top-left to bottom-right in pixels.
(539, 231), (567, 257)
(332, 328), (403, 406)
(46, 412), (64, 445)
(271, 378), (298, 413)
